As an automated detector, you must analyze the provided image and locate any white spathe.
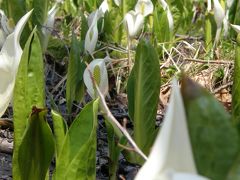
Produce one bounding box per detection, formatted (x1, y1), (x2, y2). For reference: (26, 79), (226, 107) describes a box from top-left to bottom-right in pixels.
(207, 0), (211, 12)
(83, 58), (108, 99)
(158, 0), (174, 31)
(114, 0), (121, 6)
(0, 10), (33, 117)
(124, 10), (144, 38)
(85, 10), (99, 55)
(135, 0), (154, 17)
(0, 10), (14, 48)
(88, 0), (109, 27)
(213, 0), (225, 46)
(224, 0), (234, 37)
(99, 0), (109, 16)
(42, 2), (60, 51)
(230, 24), (240, 34)
(134, 79), (209, 180)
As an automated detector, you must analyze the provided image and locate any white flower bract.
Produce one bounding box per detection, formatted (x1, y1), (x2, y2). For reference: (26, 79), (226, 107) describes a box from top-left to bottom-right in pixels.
(158, 0), (174, 31)
(83, 59), (108, 99)
(134, 79), (209, 180)
(135, 0), (154, 17)
(42, 3), (59, 51)
(124, 10), (144, 38)
(0, 10), (33, 117)
(230, 24), (240, 34)
(85, 11), (99, 55)
(114, 0), (121, 6)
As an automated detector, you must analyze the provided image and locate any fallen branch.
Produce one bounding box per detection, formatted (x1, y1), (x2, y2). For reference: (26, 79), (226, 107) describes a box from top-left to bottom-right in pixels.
(184, 58), (233, 64)
(86, 63), (148, 161)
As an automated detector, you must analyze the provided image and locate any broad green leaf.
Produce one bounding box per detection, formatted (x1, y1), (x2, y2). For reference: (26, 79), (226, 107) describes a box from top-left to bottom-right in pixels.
(32, 0), (48, 46)
(232, 35), (240, 133)
(181, 76), (239, 180)
(52, 110), (68, 157)
(7, 0), (26, 23)
(228, 153), (240, 179)
(32, 0), (48, 30)
(66, 34), (86, 113)
(13, 29), (45, 178)
(80, 11), (88, 41)
(18, 108), (55, 180)
(204, 11), (216, 55)
(127, 40), (161, 164)
(54, 99), (99, 179)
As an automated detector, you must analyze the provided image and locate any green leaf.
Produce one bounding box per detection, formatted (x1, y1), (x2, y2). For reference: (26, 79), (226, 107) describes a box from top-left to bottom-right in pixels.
(54, 99), (99, 179)
(32, 0), (49, 47)
(7, 0), (27, 24)
(18, 108), (55, 180)
(204, 11), (215, 55)
(80, 11), (88, 41)
(13, 29), (45, 178)
(181, 77), (239, 180)
(127, 40), (161, 164)
(232, 35), (240, 133)
(32, 1), (48, 30)
(66, 34), (86, 113)
(52, 110), (68, 157)
(228, 153), (240, 180)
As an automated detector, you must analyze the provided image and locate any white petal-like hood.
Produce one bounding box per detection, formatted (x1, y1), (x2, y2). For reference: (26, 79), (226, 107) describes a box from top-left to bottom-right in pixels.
(114, 0), (121, 6)
(135, 0), (154, 17)
(99, 0), (109, 16)
(124, 10), (144, 38)
(83, 59), (108, 99)
(230, 24), (240, 34)
(207, 0), (211, 12)
(213, 0), (225, 28)
(85, 11), (99, 55)
(158, 0), (174, 31)
(42, 3), (59, 51)
(0, 10), (33, 117)
(135, 79), (208, 180)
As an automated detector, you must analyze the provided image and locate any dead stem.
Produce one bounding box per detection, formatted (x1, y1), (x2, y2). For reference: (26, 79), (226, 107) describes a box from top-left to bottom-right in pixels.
(85, 62), (148, 161)
(184, 58), (233, 64)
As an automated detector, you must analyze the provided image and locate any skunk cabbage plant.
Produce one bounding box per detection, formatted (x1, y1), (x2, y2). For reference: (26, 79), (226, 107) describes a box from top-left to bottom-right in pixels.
(85, 10), (99, 55)
(41, 2), (60, 51)
(0, 10), (33, 117)
(207, 0), (211, 12)
(99, 0), (109, 16)
(223, 0), (234, 36)
(135, 0), (154, 17)
(230, 24), (240, 34)
(158, 0), (174, 31)
(213, 0), (225, 46)
(83, 58), (108, 99)
(114, 0), (121, 6)
(124, 10), (144, 38)
(0, 10), (14, 48)
(135, 79), (208, 180)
